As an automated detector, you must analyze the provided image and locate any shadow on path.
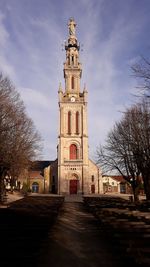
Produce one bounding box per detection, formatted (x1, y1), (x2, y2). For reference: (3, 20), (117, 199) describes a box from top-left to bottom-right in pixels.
(37, 202), (138, 267)
(1, 196), (140, 267)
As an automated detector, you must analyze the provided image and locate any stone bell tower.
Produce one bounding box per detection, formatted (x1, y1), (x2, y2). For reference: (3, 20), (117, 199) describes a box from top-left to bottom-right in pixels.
(57, 18), (101, 195)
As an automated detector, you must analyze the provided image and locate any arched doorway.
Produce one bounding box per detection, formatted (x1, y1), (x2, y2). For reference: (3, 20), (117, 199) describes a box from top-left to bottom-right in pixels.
(70, 174), (78, 194)
(32, 182), (39, 193)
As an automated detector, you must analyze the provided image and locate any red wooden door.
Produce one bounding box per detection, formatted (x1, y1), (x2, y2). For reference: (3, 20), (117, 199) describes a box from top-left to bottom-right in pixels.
(91, 184), (95, 194)
(70, 180), (77, 194)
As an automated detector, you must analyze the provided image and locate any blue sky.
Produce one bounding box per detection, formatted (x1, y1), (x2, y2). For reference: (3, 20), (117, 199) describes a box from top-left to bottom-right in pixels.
(0, 0), (150, 160)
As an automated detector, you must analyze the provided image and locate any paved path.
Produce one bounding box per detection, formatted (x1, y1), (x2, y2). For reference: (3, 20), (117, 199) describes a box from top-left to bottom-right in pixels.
(1, 195), (141, 266)
(36, 199), (137, 267)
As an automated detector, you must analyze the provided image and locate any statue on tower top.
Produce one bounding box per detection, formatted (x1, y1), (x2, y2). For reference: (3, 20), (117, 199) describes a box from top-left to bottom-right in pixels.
(68, 18), (76, 36)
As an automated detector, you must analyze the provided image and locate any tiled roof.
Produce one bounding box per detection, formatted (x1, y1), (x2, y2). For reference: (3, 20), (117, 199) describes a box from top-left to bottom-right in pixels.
(103, 175), (127, 183)
(111, 176), (125, 182)
(30, 160), (55, 171)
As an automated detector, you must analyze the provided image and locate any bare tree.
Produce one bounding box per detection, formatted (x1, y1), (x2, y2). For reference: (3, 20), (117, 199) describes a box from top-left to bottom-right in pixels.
(0, 73), (42, 202)
(97, 123), (141, 202)
(128, 102), (150, 200)
(132, 56), (150, 97)
(97, 101), (150, 201)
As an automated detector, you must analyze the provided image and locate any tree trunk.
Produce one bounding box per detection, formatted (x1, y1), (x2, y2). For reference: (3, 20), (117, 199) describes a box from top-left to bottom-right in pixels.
(132, 186), (139, 202)
(143, 175), (150, 200)
(0, 167), (5, 203)
(131, 180), (140, 203)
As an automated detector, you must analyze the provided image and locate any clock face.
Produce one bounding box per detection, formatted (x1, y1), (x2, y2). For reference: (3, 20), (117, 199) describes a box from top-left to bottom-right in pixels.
(71, 97), (75, 102)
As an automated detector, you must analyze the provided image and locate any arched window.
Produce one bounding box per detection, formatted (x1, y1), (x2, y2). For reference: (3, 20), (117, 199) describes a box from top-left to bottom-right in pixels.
(68, 56), (70, 65)
(71, 55), (74, 64)
(76, 111), (79, 134)
(71, 76), (74, 89)
(70, 144), (77, 160)
(68, 111), (71, 134)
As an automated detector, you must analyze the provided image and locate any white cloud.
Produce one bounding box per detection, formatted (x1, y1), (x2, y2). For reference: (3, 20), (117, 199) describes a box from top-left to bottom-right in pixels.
(19, 87), (52, 110)
(0, 12), (9, 46)
(0, 11), (16, 78)
(17, 86), (58, 159)
(0, 0), (149, 160)
(80, 5), (146, 158)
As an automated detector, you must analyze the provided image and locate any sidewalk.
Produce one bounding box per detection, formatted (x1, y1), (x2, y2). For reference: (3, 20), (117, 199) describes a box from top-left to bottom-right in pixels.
(0, 192), (146, 208)
(84, 192), (146, 201)
(0, 191), (23, 208)
(65, 194), (83, 202)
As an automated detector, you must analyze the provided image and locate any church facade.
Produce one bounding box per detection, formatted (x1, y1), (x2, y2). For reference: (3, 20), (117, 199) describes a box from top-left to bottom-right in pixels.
(56, 18), (103, 195)
(18, 19), (103, 196)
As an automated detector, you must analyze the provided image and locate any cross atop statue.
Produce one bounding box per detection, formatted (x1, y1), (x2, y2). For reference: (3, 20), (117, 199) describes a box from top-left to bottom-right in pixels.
(68, 18), (76, 36)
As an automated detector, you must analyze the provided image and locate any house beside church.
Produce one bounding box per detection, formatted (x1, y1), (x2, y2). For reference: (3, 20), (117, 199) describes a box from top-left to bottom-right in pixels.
(102, 175), (132, 194)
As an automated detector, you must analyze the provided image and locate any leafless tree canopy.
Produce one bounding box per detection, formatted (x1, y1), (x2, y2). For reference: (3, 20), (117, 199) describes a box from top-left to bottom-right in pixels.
(131, 57), (150, 97)
(0, 73), (42, 199)
(97, 57), (150, 201)
(97, 101), (150, 201)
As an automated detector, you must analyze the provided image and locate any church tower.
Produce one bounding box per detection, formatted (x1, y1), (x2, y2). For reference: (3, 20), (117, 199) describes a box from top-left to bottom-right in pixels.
(57, 18), (102, 195)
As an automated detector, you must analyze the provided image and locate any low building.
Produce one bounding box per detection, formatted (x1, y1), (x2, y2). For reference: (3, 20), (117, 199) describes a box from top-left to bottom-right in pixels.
(18, 161), (54, 194)
(102, 175), (132, 194)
